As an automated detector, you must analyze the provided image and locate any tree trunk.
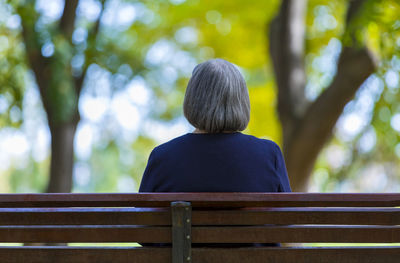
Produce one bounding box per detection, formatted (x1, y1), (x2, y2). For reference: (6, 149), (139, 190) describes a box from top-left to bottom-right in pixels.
(17, 0), (104, 194)
(269, 0), (376, 191)
(46, 121), (78, 193)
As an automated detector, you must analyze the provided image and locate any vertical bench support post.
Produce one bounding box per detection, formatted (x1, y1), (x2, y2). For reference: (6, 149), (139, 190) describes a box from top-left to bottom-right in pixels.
(171, 201), (192, 263)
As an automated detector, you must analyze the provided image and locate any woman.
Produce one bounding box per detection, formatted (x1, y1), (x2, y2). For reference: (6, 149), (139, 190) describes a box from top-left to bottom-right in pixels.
(139, 58), (291, 193)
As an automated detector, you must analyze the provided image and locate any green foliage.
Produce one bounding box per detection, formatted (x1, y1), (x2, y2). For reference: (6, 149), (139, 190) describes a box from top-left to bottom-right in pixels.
(47, 34), (77, 123)
(7, 156), (49, 193)
(0, 2), (26, 127)
(135, 0), (282, 141)
(308, 0), (400, 191)
(129, 135), (157, 188)
(246, 84), (281, 142)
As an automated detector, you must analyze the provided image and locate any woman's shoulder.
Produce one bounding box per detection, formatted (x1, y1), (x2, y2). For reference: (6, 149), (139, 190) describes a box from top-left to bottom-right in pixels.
(239, 133), (282, 151)
(151, 132), (282, 155)
(151, 133), (192, 155)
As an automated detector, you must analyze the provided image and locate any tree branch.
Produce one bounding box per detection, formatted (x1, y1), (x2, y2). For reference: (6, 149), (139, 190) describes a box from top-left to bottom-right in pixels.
(59, 0), (80, 40)
(282, 0), (376, 190)
(269, 0), (308, 141)
(17, 4), (55, 122)
(346, 0), (366, 24)
(286, 47), (376, 190)
(75, 0), (106, 96)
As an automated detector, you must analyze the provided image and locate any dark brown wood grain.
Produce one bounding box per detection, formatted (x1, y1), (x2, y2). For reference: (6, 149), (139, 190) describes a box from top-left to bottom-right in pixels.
(192, 247), (400, 263)
(1, 207), (398, 226)
(0, 247), (398, 263)
(191, 226), (400, 243)
(0, 208), (170, 225)
(0, 193), (399, 207)
(0, 247), (170, 263)
(192, 208), (400, 225)
(0, 226), (171, 243)
(0, 193), (399, 262)
(2, 225), (399, 243)
(171, 202), (192, 263)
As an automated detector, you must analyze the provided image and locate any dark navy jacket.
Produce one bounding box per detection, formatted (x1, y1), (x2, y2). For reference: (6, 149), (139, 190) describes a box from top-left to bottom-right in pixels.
(139, 132), (291, 193)
(139, 132), (291, 247)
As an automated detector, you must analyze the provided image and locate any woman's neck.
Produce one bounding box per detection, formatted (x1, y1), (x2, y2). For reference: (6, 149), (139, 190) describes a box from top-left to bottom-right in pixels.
(193, 129), (207, 134)
(193, 129), (238, 134)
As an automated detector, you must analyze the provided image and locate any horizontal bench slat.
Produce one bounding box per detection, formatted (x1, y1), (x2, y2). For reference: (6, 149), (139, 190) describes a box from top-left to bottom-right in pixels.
(193, 208), (400, 225)
(192, 226), (400, 243)
(0, 208), (398, 225)
(0, 247), (170, 263)
(0, 247), (399, 263)
(1, 225), (399, 243)
(0, 226), (171, 243)
(0, 208), (170, 226)
(192, 247), (400, 263)
(0, 193), (399, 207)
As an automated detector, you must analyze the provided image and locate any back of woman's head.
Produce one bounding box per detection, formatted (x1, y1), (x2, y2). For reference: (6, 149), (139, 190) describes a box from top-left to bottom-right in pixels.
(183, 58), (250, 133)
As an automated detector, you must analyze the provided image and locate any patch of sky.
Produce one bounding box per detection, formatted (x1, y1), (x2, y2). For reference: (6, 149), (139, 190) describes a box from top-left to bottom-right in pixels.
(325, 144), (351, 171)
(79, 94), (109, 123)
(336, 75), (384, 142)
(72, 28), (88, 45)
(126, 76), (151, 107)
(313, 5), (337, 32)
(0, 128), (29, 171)
(41, 41), (54, 57)
(35, 0), (64, 22)
(0, 1), (11, 24)
(145, 38), (197, 77)
(356, 127), (376, 154)
(384, 69), (399, 90)
(74, 122), (97, 160)
(6, 14), (20, 30)
(175, 27), (198, 46)
(9, 105), (21, 123)
(85, 64), (113, 97)
(110, 90), (141, 131)
(77, 0), (102, 22)
(73, 161), (91, 188)
(101, 0), (150, 30)
(390, 113), (400, 132)
(22, 73), (50, 163)
(306, 38), (341, 100)
(145, 39), (176, 66)
(142, 117), (192, 144)
(170, 51), (197, 76)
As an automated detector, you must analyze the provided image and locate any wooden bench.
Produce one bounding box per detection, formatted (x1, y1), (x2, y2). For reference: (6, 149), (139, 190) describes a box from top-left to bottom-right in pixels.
(0, 193), (399, 263)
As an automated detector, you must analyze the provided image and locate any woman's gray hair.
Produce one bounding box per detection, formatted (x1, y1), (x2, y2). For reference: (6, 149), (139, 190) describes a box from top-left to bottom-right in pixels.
(183, 58), (250, 133)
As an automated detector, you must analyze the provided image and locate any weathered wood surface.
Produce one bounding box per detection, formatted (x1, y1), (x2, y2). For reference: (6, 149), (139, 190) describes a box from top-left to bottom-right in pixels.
(0, 193), (399, 207)
(0, 247), (399, 263)
(0, 193), (399, 263)
(171, 201), (192, 263)
(1, 225), (399, 243)
(1, 207), (398, 225)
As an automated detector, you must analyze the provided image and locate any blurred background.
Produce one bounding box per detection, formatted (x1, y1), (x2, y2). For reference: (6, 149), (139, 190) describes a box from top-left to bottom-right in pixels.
(0, 0), (399, 194)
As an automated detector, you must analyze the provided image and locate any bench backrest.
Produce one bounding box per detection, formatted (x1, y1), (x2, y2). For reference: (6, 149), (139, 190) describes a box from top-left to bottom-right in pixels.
(0, 193), (399, 263)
